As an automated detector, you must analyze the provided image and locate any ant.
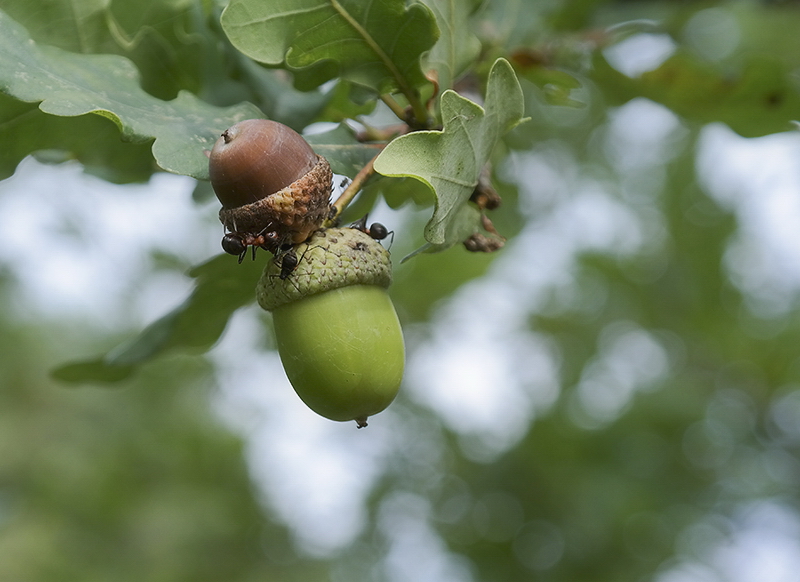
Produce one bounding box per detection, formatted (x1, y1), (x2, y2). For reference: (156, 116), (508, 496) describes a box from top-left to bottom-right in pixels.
(366, 222), (389, 241)
(271, 244), (314, 292)
(278, 247), (299, 280)
(221, 227), (287, 263)
(349, 216), (393, 244)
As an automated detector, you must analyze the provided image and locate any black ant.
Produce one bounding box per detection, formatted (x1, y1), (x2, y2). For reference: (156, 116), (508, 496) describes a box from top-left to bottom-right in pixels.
(271, 244), (316, 292)
(349, 216), (393, 244)
(278, 248), (299, 280)
(221, 228), (288, 263)
(367, 222), (389, 241)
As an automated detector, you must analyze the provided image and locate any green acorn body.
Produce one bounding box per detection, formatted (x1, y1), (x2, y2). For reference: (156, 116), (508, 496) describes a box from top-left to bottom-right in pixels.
(257, 228), (404, 427)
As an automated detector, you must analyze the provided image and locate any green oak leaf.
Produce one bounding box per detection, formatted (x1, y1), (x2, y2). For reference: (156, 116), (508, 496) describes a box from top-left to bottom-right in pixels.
(373, 58), (525, 252)
(0, 93), (155, 183)
(0, 0), (112, 55)
(51, 359), (135, 385)
(420, 0), (481, 92)
(52, 253), (264, 385)
(220, 0), (439, 95)
(2, 0), (226, 100)
(305, 123), (383, 177)
(232, 58), (332, 131)
(0, 9), (261, 180)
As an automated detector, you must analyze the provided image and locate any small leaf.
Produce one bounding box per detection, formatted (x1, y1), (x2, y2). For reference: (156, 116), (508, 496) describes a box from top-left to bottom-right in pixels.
(373, 58), (525, 252)
(0, 9), (262, 180)
(52, 254), (264, 385)
(220, 0), (439, 94)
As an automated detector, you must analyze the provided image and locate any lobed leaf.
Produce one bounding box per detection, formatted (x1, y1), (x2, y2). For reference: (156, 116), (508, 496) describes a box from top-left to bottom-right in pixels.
(1, 0), (213, 100)
(373, 58), (525, 253)
(0, 9), (261, 180)
(220, 0), (439, 95)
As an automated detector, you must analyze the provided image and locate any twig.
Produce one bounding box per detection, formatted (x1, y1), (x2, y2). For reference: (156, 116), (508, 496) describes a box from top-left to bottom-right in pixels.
(326, 151), (383, 225)
(380, 94), (408, 122)
(381, 93), (429, 129)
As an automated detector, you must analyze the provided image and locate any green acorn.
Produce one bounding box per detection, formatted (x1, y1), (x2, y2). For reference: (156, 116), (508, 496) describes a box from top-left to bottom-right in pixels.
(257, 227), (404, 427)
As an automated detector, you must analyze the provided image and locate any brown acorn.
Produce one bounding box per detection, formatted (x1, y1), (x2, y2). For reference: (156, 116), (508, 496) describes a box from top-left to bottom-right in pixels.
(208, 119), (333, 258)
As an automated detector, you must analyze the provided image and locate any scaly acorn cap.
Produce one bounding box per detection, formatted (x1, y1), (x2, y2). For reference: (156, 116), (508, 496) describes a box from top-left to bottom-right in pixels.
(257, 227), (392, 311)
(218, 154), (332, 245)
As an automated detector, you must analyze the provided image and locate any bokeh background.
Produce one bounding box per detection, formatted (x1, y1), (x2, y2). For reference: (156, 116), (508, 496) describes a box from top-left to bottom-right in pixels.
(2, 1), (800, 581)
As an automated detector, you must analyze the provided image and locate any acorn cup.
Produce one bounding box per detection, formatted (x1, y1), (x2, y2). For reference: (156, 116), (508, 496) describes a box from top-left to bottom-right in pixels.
(208, 120), (404, 427)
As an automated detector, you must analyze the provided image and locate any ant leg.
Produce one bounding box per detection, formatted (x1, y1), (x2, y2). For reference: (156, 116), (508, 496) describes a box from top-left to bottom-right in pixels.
(384, 229), (395, 249)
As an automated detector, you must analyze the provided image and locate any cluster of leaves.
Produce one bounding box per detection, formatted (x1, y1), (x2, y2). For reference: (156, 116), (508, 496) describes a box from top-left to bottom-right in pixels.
(0, 0), (523, 250)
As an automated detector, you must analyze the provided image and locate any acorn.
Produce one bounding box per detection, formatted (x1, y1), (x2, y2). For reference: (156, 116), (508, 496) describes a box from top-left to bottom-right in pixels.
(208, 119), (333, 257)
(257, 227), (405, 427)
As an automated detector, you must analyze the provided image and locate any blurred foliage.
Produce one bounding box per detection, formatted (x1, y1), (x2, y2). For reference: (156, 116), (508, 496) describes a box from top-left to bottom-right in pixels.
(0, 300), (328, 581)
(2, 0), (800, 581)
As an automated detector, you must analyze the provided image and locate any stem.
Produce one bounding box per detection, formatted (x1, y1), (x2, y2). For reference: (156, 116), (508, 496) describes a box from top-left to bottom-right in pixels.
(326, 152), (382, 225)
(402, 92), (430, 128)
(380, 94), (408, 122)
(381, 93), (429, 128)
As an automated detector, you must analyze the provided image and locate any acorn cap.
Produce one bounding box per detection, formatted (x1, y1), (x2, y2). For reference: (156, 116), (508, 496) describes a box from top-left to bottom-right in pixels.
(257, 227), (392, 311)
(218, 154), (332, 244)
